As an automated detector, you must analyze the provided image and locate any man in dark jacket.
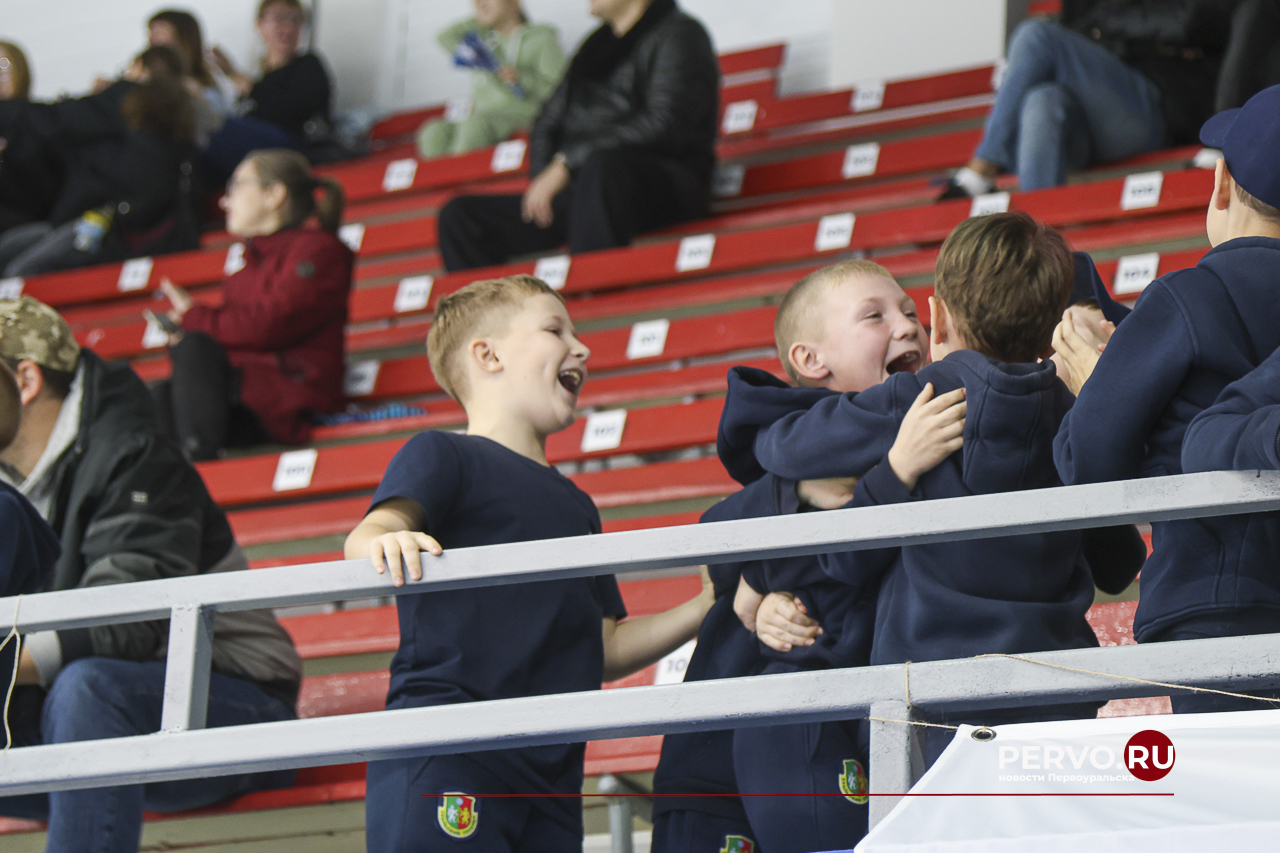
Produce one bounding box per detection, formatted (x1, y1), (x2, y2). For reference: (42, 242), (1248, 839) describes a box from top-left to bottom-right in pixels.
(941, 0), (1238, 197)
(436, 0), (720, 270)
(0, 296), (302, 853)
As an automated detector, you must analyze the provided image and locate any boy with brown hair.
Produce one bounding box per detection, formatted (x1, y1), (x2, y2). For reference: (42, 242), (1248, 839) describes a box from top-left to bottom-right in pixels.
(740, 212), (1144, 758)
(345, 275), (714, 853)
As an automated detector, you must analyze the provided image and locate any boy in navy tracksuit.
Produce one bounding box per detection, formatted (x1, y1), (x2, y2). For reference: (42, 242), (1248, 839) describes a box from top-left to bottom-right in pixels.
(652, 260), (948, 853)
(744, 213), (1146, 758)
(345, 275), (714, 853)
(1054, 84), (1280, 713)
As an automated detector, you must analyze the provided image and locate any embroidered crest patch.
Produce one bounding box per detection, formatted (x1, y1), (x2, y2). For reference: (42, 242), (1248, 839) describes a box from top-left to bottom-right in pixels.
(438, 792), (479, 839)
(719, 834), (755, 853)
(839, 757), (869, 804)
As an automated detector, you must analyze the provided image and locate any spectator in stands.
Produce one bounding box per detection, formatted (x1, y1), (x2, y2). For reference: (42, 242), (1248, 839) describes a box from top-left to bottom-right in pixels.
(1216, 0), (1280, 111)
(204, 0), (332, 182)
(0, 355), (60, 613)
(0, 295), (302, 853)
(0, 46), (200, 276)
(417, 1), (564, 158)
(654, 260), (936, 853)
(148, 8), (235, 146)
(345, 274), (715, 853)
(0, 41), (55, 236)
(1056, 83), (1280, 714)
(941, 1), (1235, 198)
(436, 0), (720, 270)
(742, 213), (1145, 763)
(151, 149), (351, 461)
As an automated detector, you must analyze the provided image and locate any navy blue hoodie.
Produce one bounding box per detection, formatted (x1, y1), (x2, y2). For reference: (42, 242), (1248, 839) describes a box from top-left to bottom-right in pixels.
(0, 480), (60, 678)
(651, 481), (771, 823)
(1055, 236), (1280, 642)
(746, 351), (1110, 667)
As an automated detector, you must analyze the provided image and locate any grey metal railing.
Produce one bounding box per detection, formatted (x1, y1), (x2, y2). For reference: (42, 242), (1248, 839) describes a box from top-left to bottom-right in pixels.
(4, 470), (1280, 842)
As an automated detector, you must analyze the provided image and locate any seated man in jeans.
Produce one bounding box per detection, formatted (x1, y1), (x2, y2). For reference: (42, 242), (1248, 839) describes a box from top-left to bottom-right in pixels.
(942, 0), (1235, 197)
(437, 0), (720, 270)
(0, 296), (302, 853)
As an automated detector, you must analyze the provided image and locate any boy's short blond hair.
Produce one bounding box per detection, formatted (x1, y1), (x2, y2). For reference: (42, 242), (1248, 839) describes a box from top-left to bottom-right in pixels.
(934, 212), (1073, 364)
(427, 274), (566, 404)
(774, 259), (895, 384)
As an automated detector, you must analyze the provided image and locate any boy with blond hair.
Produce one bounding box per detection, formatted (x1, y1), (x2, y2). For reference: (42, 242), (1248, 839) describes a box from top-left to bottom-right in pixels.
(654, 258), (963, 853)
(739, 213), (1145, 762)
(1058, 84), (1280, 714)
(345, 275), (714, 853)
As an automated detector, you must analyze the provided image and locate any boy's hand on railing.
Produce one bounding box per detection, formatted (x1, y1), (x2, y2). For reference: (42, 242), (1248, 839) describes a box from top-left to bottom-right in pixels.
(887, 382), (966, 491)
(756, 592), (823, 652)
(733, 574), (765, 632)
(368, 531), (442, 587)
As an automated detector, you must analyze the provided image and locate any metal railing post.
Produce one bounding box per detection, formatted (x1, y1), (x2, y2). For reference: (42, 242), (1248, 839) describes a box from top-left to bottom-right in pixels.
(598, 772), (645, 853)
(160, 604), (215, 732)
(868, 699), (926, 829)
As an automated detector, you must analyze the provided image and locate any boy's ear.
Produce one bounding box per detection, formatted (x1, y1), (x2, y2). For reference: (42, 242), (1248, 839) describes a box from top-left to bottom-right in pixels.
(467, 339), (504, 375)
(787, 341), (831, 383)
(928, 296), (948, 348)
(1213, 158), (1234, 212)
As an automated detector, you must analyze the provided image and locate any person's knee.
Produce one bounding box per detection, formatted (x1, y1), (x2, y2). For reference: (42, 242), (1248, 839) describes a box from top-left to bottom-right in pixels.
(416, 119), (454, 159)
(1009, 17), (1057, 54)
(1021, 82), (1072, 126)
(41, 659), (147, 742)
(169, 331), (222, 372)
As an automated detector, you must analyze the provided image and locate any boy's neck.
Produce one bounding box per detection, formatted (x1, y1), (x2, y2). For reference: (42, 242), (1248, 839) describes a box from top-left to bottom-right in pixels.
(464, 406), (550, 466)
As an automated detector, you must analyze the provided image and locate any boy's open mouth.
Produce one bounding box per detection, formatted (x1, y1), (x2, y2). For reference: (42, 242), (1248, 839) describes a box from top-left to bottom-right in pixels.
(886, 351), (922, 374)
(558, 368), (584, 396)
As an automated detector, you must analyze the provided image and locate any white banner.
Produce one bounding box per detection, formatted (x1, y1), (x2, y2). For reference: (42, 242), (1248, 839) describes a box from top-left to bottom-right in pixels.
(858, 709), (1280, 852)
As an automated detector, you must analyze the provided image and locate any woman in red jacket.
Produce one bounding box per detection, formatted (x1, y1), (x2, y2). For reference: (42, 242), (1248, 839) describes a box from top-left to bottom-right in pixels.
(153, 148), (352, 460)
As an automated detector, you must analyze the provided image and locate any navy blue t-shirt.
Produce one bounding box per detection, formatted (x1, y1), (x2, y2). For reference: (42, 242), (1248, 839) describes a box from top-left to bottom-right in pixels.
(368, 431), (626, 829)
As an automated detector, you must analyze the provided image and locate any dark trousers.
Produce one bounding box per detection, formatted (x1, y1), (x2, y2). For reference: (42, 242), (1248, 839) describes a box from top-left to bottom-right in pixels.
(650, 810), (758, 853)
(151, 332), (269, 462)
(1216, 0), (1280, 112)
(0, 658), (296, 853)
(437, 148), (711, 271)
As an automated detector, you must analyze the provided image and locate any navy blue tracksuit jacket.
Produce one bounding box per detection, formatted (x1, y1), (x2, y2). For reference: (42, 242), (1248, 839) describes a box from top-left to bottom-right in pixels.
(1056, 236), (1280, 642)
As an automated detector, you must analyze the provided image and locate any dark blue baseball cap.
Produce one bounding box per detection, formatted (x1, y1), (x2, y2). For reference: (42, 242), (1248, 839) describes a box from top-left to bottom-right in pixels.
(1200, 83), (1280, 209)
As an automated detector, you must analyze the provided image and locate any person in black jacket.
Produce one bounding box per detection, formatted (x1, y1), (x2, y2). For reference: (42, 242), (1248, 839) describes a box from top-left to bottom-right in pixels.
(437, 0), (720, 270)
(0, 47), (200, 276)
(0, 296), (302, 853)
(941, 0), (1238, 198)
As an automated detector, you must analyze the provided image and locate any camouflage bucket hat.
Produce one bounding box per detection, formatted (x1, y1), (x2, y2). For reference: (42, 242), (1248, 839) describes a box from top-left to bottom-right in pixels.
(0, 296), (81, 373)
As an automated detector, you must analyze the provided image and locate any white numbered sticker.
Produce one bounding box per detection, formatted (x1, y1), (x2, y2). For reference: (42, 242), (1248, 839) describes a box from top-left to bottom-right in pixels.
(626, 318), (671, 360)
(814, 212), (856, 252)
(969, 191), (1011, 217)
(675, 234), (715, 272)
(713, 163), (746, 198)
(338, 223), (366, 252)
(223, 242), (246, 276)
(344, 359), (381, 397)
(272, 448), (319, 492)
(721, 99), (758, 134)
(444, 95), (473, 122)
(0, 277), (23, 299)
(1114, 252), (1161, 295)
(1121, 171), (1163, 210)
(141, 317), (169, 350)
(581, 409), (627, 453)
(841, 142), (880, 179)
(117, 257), (153, 292)
(382, 158), (418, 192)
(393, 275), (433, 313)
(490, 139), (527, 173)
(851, 79), (886, 112)
(534, 255), (571, 290)
(653, 639), (697, 685)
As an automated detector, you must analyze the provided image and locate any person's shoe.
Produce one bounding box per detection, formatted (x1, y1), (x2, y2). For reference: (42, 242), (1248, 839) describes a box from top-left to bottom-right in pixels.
(937, 180), (973, 201)
(936, 167), (996, 202)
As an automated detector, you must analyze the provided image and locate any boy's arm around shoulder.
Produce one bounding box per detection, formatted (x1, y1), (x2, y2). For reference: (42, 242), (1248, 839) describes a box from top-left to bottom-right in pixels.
(1183, 347), (1280, 472)
(1054, 278), (1196, 485)
(753, 376), (909, 481)
(601, 568), (714, 682)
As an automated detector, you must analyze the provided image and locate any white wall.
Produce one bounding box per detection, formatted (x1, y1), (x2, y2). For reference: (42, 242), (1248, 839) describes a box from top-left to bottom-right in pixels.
(6, 0), (1003, 115)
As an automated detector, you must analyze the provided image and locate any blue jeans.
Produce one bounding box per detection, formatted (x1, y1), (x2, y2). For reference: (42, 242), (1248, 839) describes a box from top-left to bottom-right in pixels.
(975, 19), (1166, 190)
(0, 658), (297, 853)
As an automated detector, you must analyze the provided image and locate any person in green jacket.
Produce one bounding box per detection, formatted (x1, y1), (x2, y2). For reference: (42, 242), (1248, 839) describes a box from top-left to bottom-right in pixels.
(418, 0), (564, 158)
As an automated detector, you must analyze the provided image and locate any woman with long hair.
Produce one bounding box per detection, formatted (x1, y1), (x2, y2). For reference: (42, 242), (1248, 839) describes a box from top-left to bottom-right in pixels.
(153, 148), (353, 460)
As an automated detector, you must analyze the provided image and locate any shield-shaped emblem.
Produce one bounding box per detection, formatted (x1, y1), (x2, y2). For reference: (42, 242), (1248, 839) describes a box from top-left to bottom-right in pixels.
(719, 835), (755, 853)
(839, 757), (869, 804)
(438, 792), (479, 838)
